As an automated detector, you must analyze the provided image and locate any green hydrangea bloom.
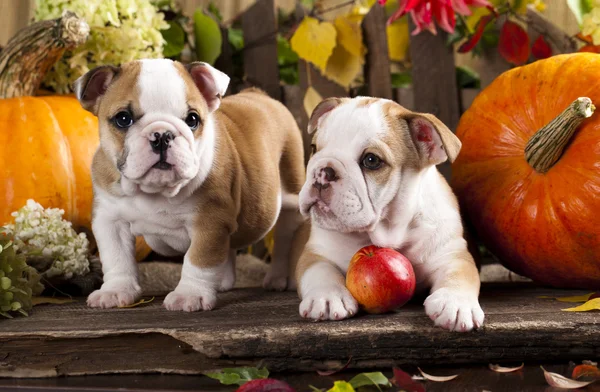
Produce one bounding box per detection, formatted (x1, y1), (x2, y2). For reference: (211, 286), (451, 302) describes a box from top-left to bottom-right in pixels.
(0, 235), (43, 318)
(34, 0), (169, 94)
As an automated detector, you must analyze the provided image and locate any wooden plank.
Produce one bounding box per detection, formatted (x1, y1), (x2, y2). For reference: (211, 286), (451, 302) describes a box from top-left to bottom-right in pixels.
(0, 285), (598, 377)
(282, 84), (310, 163)
(361, 5), (393, 99)
(0, 0), (33, 47)
(408, 23), (460, 179)
(241, 0), (281, 100)
(394, 87), (415, 111)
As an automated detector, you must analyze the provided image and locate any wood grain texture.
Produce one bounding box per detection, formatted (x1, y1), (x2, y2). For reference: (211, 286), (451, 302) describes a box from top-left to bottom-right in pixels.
(0, 0), (33, 47)
(408, 22), (460, 179)
(362, 5), (392, 99)
(241, 0), (281, 100)
(0, 284), (598, 378)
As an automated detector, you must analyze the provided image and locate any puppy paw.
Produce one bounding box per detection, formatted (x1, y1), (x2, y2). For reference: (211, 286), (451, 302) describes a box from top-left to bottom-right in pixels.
(87, 289), (140, 309)
(262, 272), (288, 292)
(299, 286), (358, 321)
(163, 288), (217, 312)
(424, 288), (484, 332)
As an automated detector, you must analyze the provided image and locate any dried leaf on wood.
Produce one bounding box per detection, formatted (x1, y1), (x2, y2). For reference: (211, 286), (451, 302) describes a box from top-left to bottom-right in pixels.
(392, 368), (425, 392)
(118, 297), (155, 308)
(488, 363), (524, 373)
(561, 298), (600, 312)
(418, 368), (459, 382)
(572, 364), (600, 380)
(317, 357), (352, 376)
(538, 293), (594, 302)
(541, 366), (596, 389)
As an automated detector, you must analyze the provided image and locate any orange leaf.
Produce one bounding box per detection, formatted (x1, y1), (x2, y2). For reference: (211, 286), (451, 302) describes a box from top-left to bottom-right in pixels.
(572, 364), (600, 381)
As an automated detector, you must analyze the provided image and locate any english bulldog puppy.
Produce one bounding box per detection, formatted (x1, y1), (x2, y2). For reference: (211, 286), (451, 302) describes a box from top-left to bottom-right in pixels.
(74, 59), (305, 311)
(290, 97), (484, 332)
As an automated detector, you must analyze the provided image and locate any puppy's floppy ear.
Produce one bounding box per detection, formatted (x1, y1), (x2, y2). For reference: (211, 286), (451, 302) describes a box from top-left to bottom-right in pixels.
(307, 97), (345, 134)
(404, 112), (462, 166)
(73, 65), (120, 115)
(185, 62), (230, 113)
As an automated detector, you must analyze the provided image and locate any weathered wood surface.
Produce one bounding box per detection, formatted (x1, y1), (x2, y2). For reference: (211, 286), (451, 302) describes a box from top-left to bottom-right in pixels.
(362, 5), (393, 100)
(0, 284), (598, 378)
(241, 0), (281, 100)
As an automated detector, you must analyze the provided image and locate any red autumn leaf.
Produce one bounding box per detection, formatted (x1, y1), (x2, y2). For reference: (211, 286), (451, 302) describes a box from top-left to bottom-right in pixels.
(498, 20), (530, 65)
(458, 14), (495, 53)
(531, 35), (552, 59)
(572, 364), (600, 381)
(378, 0), (387, 4)
(577, 33), (594, 44)
(392, 368), (425, 392)
(578, 44), (600, 53)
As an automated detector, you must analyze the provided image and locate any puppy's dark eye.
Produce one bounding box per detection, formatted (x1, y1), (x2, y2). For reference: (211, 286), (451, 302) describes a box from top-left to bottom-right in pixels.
(185, 112), (201, 130)
(113, 111), (133, 129)
(361, 153), (383, 170)
(310, 144), (317, 155)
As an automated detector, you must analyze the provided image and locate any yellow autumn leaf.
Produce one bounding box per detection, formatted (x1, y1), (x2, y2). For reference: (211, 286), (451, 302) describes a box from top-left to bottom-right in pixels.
(32, 297), (75, 306)
(334, 16), (366, 57)
(466, 6), (491, 31)
(324, 44), (363, 88)
(561, 298), (600, 312)
(538, 293), (594, 303)
(316, 0), (375, 21)
(303, 86), (324, 118)
(387, 17), (409, 62)
(291, 17), (337, 73)
(327, 381), (356, 392)
(118, 297), (155, 308)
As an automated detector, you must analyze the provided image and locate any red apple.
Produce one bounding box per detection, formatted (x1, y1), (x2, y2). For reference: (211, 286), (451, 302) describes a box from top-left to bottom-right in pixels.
(346, 245), (416, 314)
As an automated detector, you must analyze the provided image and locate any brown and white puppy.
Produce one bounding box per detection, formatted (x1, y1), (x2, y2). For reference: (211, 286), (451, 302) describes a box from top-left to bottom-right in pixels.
(74, 59), (305, 311)
(290, 97), (484, 332)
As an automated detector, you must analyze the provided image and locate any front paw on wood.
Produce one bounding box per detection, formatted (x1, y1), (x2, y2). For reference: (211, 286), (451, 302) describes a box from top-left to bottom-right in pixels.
(163, 289), (217, 311)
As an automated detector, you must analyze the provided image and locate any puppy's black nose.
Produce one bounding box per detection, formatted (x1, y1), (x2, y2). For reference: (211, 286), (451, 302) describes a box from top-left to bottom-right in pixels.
(323, 166), (337, 182)
(150, 131), (174, 154)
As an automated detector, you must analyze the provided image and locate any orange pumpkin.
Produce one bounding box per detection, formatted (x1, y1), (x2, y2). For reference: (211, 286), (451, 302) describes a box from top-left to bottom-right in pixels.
(452, 53), (600, 289)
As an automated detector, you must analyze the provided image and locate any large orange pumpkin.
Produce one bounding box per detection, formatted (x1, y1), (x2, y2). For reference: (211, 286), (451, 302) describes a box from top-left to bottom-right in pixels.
(452, 53), (600, 289)
(0, 13), (151, 262)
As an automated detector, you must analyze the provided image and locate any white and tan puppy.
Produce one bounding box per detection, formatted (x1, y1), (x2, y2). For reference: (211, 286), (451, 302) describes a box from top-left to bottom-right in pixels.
(74, 59), (305, 311)
(290, 97), (484, 332)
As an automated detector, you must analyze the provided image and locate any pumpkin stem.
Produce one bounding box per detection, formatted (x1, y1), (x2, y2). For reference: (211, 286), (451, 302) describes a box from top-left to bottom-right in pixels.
(0, 10), (89, 99)
(525, 97), (595, 173)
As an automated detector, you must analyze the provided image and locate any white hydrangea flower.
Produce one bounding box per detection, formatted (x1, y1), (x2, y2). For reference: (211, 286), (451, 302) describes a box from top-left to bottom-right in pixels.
(3, 199), (90, 279)
(34, 0), (169, 94)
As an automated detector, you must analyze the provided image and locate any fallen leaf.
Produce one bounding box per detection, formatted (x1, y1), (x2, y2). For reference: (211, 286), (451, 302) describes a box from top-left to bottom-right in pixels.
(323, 44), (363, 87)
(303, 86), (323, 118)
(541, 366), (596, 389)
(538, 293), (594, 303)
(327, 380), (355, 392)
(118, 297), (155, 308)
(583, 360), (598, 366)
(31, 297), (75, 306)
(290, 17), (337, 73)
(572, 364), (600, 380)
(531, 35), (552, 59)
(348, 372), (391, 392)
(204, 367), (269, 386)
(334, 16), (366, 57)
(392, 368), (425, 392)
(489, 363), (524, 373)
(497, 20), (530, 65)
(561, 298), (600, 312)
(418, 368), (459, 382)
(317, 357), (352, 376)
(386, 17), (409, 61)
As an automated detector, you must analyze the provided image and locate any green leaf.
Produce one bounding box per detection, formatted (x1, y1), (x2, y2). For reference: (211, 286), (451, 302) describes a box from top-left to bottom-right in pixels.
(161, 20), (186, 58)
(277, 34), (299, 66)
(280, 66), (299, 85)
(328, 381), (356, 392)
(568, 0), (593, 25)
(456, 66), (481, 89)
(204, 367), (269, 386)
(348, 372), (391, 392)
(194, 9), (223, 65)
(391, 72), (412, 88)
(228, 28), (244, 51)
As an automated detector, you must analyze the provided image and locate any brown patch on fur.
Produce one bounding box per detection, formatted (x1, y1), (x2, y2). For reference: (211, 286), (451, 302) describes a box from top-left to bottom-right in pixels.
(354, 97), (380, 108)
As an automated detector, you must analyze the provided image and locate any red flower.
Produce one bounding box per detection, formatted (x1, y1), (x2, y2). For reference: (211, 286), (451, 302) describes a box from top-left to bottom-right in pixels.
(387, 0), (491, 35)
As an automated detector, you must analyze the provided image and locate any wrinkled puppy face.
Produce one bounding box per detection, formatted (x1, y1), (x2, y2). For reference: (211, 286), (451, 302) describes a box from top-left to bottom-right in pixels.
(299, 97), (461, 233)
(74, 59), (229, 197)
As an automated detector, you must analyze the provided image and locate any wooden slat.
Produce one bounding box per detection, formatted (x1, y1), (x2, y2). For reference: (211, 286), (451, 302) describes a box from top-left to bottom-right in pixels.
(408, 23), (460, 179)
(241, 0), (281, 100)
(361, 5), (393, 99)
(282, 84), (310, 163)
(0, 285), (598, 377)
(0, 0), (33, 47)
